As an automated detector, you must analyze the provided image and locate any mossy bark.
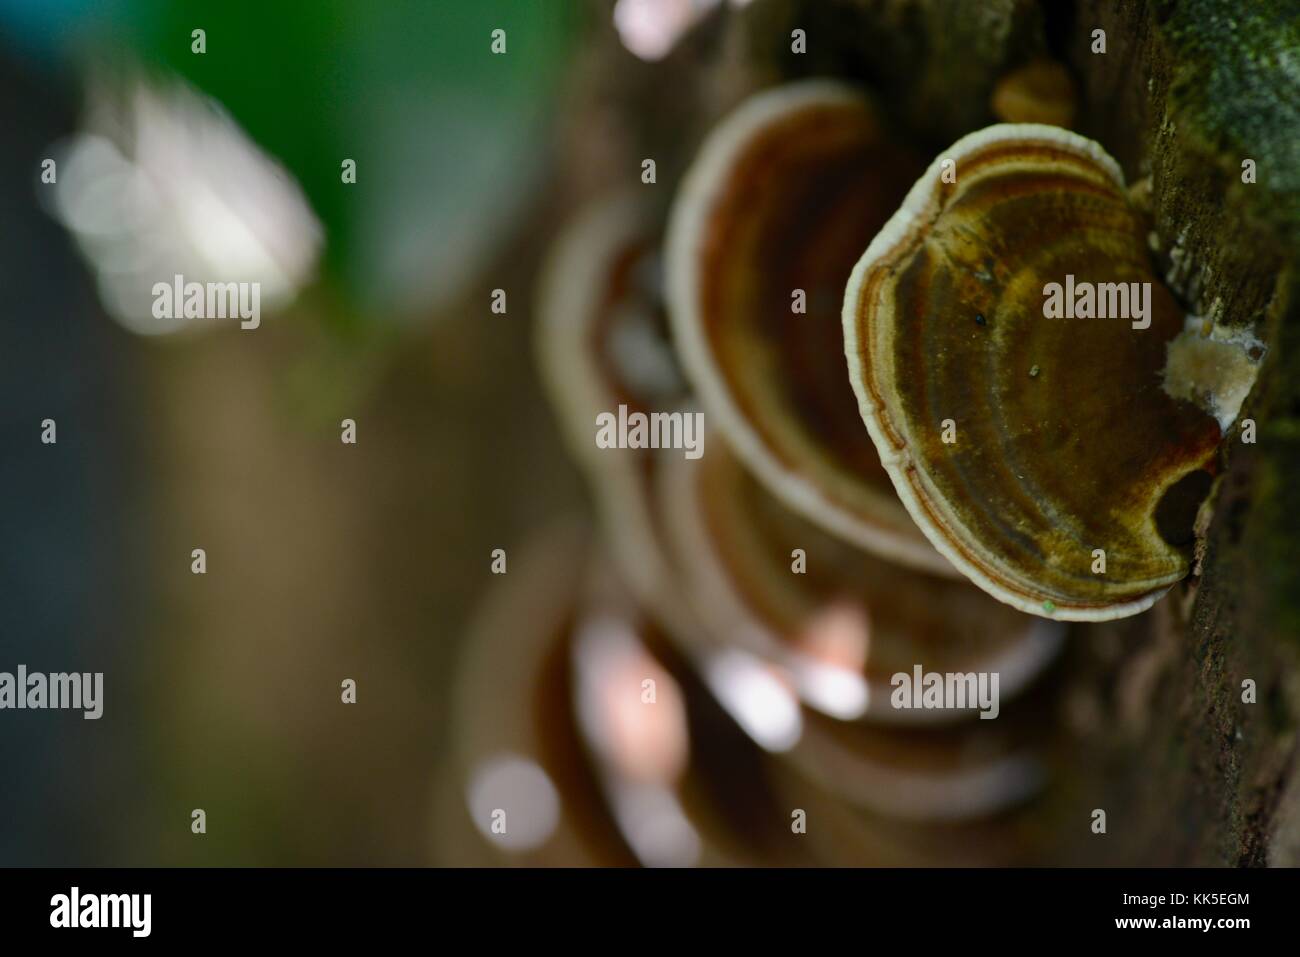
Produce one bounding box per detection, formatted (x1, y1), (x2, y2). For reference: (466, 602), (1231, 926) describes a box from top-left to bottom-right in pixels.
(1074, 0), (1299, 868)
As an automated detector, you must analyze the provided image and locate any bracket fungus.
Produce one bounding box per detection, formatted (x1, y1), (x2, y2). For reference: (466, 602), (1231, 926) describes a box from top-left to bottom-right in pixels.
(536, 193), (697, 632)
(655, 445), (1063, 723)
(842, 124), (1228, 621)
(452, 522), (813, 866)
(786, 710), (1047, 823)
(450, 521), (631, 865)
(665, 81), (955, 576)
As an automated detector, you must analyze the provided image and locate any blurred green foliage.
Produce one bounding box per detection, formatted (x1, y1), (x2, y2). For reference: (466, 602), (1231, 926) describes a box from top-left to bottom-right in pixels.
(119, 0), (583, 329)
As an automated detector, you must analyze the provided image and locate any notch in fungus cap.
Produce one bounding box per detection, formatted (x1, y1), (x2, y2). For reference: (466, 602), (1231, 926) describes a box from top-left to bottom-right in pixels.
(842, 124), (1226, 621)
(664, 80), (955, 576)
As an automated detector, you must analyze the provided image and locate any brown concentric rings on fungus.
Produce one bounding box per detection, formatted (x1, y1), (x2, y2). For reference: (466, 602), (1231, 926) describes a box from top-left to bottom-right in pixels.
(535, 193), (696, 634)
(450, 520), (633, 865)
(842, 124), (1225, 621)
(655, 444), (1064, 723)
(785, 710), (1047, 822)
(665, 80), (955, 576)
(570, 563), (826, 866)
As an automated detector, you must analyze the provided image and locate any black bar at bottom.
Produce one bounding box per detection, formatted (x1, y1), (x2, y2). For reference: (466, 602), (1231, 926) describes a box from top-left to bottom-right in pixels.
(0, 867), (1283, 942)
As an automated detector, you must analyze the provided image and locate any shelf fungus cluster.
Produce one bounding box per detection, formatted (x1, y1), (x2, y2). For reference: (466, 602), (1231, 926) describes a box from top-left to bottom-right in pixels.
(441, 521), (1060, 865)
(449, 79), (1255, 866)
